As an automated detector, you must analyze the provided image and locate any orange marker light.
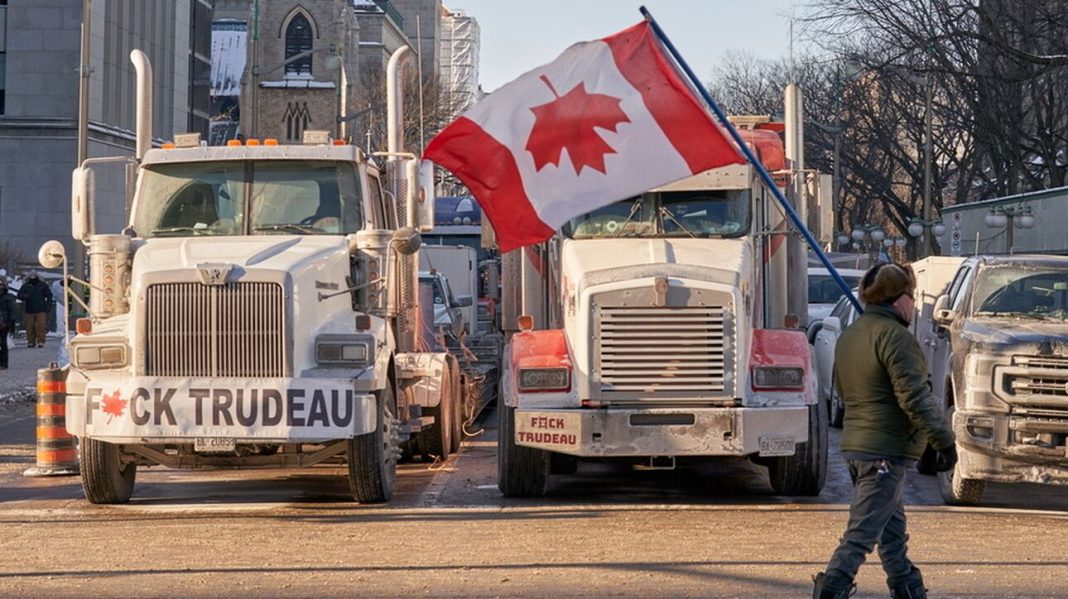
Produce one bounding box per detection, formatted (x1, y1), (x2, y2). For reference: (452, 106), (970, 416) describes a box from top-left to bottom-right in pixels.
(161, 142), (176, 149)
(264, 138), (279, 146)
(75, 318), (93, 335)
(517, 314), (534, 331)
(227, 139), (242, 147)
(332, 139), (346, 146)
(246, 139), (261, 146)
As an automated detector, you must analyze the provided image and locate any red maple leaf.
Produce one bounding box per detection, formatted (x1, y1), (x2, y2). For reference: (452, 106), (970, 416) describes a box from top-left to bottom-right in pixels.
(525, 76), (630, 175)
(101, 390), (127, 423)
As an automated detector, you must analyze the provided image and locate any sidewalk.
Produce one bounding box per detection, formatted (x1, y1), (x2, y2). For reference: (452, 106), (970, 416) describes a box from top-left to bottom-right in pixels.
(1, 335), (62, 410)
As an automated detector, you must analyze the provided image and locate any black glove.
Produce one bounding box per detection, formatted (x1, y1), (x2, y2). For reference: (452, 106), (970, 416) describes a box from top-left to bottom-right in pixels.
(916, 444), (938, 476)
(934, 444), (958, 473)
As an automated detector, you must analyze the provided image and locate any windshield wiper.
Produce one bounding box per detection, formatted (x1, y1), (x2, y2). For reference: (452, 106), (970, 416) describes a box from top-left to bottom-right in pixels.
(612, 197), (645, 238)
(152, 226), (208, 235)
(658, 207), (697, 239)
(254, 224), (324, 235)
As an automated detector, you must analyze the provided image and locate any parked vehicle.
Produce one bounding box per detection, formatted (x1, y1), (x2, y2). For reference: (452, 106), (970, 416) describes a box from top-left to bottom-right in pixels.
(916, 254), (1068, 505)
(806, 266), (863, 343)
(47, 48), (464, 505)
(813, 290), (862, 428)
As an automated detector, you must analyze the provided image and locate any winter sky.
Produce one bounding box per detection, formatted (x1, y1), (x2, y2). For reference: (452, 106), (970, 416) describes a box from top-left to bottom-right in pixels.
(449, 0), (798, 93)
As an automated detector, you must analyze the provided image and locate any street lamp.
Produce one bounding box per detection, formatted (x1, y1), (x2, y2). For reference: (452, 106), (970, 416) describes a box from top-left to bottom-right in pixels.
(907, 217), (946, 255)
(850, 225), (886, 263)
(984, 205), (1035, 254)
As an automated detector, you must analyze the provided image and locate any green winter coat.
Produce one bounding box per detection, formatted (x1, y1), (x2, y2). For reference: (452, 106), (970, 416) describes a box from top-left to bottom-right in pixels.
(833, 304), (955, 459)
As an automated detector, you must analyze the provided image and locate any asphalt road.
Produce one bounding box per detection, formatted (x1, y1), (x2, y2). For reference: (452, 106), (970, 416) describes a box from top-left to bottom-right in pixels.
(1, 397), (1067, 598)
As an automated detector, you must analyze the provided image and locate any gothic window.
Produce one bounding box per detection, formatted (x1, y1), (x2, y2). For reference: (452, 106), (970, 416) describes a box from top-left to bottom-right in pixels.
(284, 14), (313, 76)
(283, 101), (312, 141)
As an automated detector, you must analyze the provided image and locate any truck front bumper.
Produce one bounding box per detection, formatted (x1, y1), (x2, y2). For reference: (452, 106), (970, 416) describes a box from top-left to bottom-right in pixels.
(954, 409), (1068, 484)
(65, 375), (376, 444)
(513, 406), (809, 457)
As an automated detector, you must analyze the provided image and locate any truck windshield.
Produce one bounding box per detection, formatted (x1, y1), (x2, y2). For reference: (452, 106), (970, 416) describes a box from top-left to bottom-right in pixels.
(133, 160), (362, 238)
(561, 189), (749, 239)
(971, 265), (1068, 319)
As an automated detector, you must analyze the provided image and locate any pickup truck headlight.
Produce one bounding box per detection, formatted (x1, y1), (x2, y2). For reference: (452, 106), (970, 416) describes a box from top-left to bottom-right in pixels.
(752, 366), (805, 391)
(316, 335), (374, 366)
(518, 367), (570, 392)
(74, 344), (129, 370)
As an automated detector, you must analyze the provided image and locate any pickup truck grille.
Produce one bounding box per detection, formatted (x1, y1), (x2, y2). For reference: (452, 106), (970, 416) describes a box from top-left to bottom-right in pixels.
(597, 306), (731, 393)
(1000, 356), (1068, 414)
(145, 282), (286, 377)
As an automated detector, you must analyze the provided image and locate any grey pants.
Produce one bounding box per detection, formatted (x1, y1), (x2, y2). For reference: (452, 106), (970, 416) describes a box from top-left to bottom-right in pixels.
(823, 458), (915, 589)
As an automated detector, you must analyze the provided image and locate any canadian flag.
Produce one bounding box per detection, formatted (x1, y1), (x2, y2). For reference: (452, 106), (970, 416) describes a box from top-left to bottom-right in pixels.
(423, 21), (746, 253)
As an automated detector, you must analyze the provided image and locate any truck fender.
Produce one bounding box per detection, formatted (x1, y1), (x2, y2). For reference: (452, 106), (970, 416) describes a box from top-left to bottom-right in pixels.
(505, 329), (575, 408)
(394, 352), (454, 409)
(749, 329), (815, 405)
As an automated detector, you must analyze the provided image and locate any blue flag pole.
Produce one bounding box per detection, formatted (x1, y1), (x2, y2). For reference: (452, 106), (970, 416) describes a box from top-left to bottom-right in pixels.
(639, 6), (863, 314)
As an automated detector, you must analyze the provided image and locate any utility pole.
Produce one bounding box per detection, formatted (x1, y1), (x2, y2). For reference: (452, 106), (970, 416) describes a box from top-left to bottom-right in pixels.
(923, 72), (933, 257)
(832, 68), (843, 250)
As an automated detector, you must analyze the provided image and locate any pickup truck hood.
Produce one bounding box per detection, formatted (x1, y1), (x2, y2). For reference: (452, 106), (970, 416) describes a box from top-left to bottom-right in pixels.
(960, 317), (1068, 355)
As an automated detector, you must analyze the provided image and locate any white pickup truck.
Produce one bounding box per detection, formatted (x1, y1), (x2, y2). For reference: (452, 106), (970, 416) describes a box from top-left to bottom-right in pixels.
(913, 254), (1068, 505)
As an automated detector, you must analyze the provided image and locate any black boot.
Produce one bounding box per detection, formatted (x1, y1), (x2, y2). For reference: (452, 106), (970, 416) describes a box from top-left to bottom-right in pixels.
(812, 572), (856, 599)
(888, 566), (927, 599)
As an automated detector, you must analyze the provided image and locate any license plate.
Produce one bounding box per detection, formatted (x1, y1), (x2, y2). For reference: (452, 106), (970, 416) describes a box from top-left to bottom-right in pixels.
(759, 436), (796, 457)
(194, 437), (236, 452)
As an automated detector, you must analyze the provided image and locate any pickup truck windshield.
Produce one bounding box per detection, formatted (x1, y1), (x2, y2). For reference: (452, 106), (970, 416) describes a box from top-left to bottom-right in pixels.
(971, 265), (1068, 319)
(133, 160), (363, 238)
(561, 189), (750, 239)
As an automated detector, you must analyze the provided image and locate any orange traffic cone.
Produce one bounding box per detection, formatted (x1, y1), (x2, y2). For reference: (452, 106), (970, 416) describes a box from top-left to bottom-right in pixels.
(23, 363), (79, 477)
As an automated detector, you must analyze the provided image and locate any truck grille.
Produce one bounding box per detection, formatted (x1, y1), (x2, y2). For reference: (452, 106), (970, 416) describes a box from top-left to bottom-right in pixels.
(597, 306), (731, 393)
(145, 282), (286, 377)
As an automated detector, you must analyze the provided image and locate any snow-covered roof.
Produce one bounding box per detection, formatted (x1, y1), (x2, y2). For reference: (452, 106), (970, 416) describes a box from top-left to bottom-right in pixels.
(212, 20), (247, 98)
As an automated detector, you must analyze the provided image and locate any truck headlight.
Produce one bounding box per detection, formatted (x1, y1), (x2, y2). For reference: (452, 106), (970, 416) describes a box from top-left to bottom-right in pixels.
(518, 368), (570, 392)
(74, 344), (129, 370)
(315, 335), (374, 366)
(752, 366), (805, 391)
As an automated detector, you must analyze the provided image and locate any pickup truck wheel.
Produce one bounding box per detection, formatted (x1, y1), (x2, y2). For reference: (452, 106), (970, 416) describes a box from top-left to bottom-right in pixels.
(828, 376), (845, 429)
(80, 438), (136, 504)
(347, 387), (400, 503)
(497, 402), (550, 497)
(937, 408), (985, 505)
(767, 400), (828, 496)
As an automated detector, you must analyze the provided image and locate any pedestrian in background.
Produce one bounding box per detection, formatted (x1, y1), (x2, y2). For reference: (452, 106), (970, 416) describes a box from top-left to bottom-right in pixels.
(813, 263), (957, 599)
(0, 279), (15, 368)
(16, 271), (53, 349)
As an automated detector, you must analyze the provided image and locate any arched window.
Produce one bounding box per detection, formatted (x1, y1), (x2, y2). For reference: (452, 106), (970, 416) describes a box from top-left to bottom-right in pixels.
(285, 14), (313, 76)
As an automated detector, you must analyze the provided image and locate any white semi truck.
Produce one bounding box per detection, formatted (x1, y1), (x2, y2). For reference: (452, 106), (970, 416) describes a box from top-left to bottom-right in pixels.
(44, 49), (463, 504)
(497, 123), (829, 496)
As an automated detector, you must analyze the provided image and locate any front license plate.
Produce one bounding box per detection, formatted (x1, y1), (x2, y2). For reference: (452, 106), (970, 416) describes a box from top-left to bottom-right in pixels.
(194, 437), (236, 452)
(759, 436), (796, 457)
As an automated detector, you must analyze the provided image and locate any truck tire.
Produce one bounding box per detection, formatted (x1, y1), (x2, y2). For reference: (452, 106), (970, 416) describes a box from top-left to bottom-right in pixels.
(449, 362), (463, 454)
(80, 438), (136, 504)
(937, 409), (985, 505)
(418, 364), (455, 461)
(347, 387), (399, 503)
(828, 376), (845, 429)
(767, 400), (828, 496)
(497, 401), (550, 497)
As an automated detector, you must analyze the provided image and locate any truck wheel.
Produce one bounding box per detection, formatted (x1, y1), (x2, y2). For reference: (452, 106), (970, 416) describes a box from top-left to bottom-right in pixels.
(828, 376), (845, 429)
(498, 402), (550, 497)
(348, 387), (400, 503)
(418, 365), (455, 461)
(449, 362), (463, 454)
(80, 438), (136, 504)
(937, 409), (985, 505)
(550, 453), (578, 475)
(767, 400), (828, 496)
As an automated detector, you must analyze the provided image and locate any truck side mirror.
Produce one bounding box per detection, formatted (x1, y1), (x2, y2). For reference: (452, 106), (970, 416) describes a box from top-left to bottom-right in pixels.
(932, 294), (955, 326)
(72, 167), (94, 241)
(390, 226), (422, 255)
(455, 294), (473, 308)
(404, 159), (435, 232)
(821, 316), (841, 334)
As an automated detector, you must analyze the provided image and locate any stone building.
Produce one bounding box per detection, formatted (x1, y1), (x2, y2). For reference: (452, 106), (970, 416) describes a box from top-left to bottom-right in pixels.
(0, 0), (212, 264)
